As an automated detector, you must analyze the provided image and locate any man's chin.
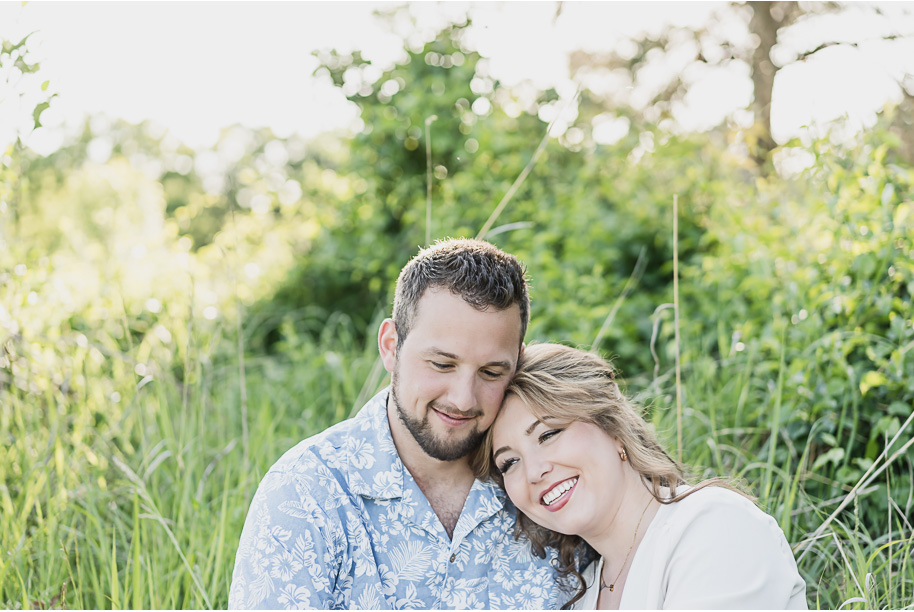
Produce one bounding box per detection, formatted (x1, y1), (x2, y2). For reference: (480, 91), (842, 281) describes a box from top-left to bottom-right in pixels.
(391, 389), (484, 461)
(417, 429), (483, 462)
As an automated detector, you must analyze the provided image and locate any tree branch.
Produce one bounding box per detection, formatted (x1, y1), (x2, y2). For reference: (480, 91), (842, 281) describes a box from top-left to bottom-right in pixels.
(794, 34), (901, 63)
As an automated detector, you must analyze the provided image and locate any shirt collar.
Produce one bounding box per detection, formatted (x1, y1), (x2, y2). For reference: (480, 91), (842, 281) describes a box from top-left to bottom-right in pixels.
(345, 387), (405, 499)
(346, 387), (507, 514)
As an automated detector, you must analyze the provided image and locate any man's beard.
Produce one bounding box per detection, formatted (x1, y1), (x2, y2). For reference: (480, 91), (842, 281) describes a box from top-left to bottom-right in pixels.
(390, 363), (486, 462)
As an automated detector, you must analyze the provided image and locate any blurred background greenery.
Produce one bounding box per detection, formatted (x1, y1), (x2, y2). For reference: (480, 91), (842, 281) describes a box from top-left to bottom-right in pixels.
(2, 3), (914, 609)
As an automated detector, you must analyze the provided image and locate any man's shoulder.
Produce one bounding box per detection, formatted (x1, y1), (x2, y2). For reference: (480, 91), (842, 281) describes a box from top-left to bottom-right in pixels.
(256, 388), (393, 503)
(272, 408), (376, 471)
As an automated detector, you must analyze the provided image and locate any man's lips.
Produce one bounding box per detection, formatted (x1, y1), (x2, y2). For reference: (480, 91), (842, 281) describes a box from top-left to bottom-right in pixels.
(432, 407), (476, 426)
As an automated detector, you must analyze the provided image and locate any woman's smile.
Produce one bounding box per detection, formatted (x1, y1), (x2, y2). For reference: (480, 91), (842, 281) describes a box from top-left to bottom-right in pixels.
(541, 476), (578, 510)
(491, 395), (630, 538)
(480, 343), (809, 609)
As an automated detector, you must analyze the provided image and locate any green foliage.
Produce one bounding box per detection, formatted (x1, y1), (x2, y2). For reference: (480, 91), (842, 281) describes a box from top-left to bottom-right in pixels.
(264, 20), (724, 370)
(260, 21), (491, 337)
(686, 136), (914, 497)
(2, 20), (914, 610)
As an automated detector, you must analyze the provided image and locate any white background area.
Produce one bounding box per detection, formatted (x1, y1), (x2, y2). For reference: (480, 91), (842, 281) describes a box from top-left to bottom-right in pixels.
(2, 1), (914, 152)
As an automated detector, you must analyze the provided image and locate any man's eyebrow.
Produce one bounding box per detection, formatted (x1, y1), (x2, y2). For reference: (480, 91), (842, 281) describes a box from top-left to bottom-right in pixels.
(422, 348), (512, 369)
(482, 360), (512, 370)
(492, 419), (543, 462)
(422, 348), (459, 360)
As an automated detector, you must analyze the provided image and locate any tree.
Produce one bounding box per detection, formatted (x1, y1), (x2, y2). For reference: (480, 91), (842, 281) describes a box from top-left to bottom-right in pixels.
(255, 9), (735, 371)
(569, 1), (913, 166)
(1, 32), (56, 231)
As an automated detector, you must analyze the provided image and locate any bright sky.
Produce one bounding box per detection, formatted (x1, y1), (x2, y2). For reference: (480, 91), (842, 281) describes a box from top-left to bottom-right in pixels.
(2, 1), (913, 153)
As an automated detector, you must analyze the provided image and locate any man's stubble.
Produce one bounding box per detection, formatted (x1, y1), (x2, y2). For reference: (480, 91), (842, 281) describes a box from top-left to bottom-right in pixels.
(390, 358), (487, 462)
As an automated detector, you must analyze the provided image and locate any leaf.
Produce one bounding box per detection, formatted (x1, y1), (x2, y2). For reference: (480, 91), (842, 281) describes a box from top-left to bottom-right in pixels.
(853, 458), (874, 472)
(839, 597), (867, 608)
(859, 370), (887, 396)
(2, 32), (32, 54)
(276, 500), (312, 520)
(388, 540), (433, 582)
(41, 80), (49, 91)
(355, 588), (381, 610)
(888, 401), (910, 417)
(894, 202), (913, 228)
(812, 447), (845, 471)
(32, 101), (50, 129)
(873, 415), (901, 439)
(881, 183), (895, 206)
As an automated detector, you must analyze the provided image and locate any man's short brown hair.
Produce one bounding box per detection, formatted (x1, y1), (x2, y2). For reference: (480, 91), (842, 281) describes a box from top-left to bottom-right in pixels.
(392, 238), (530, 350)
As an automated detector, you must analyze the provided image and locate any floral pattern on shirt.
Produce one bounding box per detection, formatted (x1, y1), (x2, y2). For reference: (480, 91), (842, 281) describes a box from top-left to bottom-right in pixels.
(229, 388), (566, 610)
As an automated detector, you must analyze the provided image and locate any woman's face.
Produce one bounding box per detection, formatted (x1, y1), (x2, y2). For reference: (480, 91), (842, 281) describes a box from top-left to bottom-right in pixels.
(491, 395), (627, 538)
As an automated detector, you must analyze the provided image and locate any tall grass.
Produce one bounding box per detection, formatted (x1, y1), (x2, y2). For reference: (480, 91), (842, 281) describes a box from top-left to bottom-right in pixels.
(642, 352), (914, 609)
(3, 298), (911, 608)
(0, 308), (379, 609)
(2, 101), (913, 612)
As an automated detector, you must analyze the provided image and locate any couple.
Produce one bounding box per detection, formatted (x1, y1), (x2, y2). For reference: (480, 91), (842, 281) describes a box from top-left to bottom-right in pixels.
(229, 238), (807, 610)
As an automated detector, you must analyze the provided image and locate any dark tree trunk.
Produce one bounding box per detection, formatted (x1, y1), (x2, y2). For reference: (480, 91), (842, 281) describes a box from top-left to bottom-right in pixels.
(748, 1), (784, 165)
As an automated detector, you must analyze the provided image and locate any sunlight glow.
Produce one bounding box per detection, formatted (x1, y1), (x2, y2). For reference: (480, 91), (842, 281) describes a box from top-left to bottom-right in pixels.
(1, 2), (912, 154)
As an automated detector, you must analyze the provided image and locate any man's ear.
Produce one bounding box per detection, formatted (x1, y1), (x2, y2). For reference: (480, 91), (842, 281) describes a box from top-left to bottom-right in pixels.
(378, 318), (398, 373)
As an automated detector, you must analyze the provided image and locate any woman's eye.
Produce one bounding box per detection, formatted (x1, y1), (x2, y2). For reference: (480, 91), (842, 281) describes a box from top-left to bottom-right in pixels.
(538, 429), (563, 443)
(497, 457), (518, 474)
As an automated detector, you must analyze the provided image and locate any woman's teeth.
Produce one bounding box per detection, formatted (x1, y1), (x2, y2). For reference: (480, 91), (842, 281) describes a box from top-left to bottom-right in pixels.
(543, 478), (578, 506)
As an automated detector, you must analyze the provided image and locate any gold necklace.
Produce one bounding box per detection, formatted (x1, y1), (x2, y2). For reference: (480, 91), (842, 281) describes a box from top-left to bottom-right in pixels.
(599, 496), (654, 593)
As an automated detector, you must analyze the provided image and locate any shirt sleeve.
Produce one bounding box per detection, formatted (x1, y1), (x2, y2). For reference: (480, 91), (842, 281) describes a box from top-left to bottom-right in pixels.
(660, 493), (807, 610)
(229, 467), (345, 610)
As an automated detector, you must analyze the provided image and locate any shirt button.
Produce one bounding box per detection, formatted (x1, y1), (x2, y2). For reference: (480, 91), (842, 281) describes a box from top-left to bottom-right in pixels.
(449, 554), (456, 563)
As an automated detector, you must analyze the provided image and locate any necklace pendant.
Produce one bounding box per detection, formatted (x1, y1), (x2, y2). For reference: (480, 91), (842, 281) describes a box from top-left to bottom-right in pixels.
(609, 585), (614, 592)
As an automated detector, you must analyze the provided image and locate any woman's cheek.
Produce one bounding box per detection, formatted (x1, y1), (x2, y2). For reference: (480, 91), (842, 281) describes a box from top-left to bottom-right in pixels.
(504, 476), (529, 512)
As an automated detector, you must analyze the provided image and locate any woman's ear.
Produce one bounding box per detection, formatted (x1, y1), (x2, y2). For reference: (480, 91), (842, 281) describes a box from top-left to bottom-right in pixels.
(610, 437), (626, 459)
(378, 318), (398, 373)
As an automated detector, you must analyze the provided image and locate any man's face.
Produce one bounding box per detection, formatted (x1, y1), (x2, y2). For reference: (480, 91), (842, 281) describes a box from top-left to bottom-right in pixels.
(381, 288), (523, 462)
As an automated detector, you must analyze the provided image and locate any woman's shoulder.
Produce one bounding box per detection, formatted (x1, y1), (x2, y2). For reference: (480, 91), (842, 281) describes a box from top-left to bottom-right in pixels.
(671, 484), (758, 512)
(661, 485), (781, 539)
(643, 485), (807, 609)
(674, 483), (753, 504)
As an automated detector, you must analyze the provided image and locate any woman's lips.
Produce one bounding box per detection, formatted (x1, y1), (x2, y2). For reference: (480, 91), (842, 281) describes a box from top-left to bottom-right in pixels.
(540, 477), (578, 512)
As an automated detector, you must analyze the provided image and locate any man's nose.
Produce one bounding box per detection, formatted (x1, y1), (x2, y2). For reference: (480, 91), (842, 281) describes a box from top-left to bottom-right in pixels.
(449, 370), (478, 413)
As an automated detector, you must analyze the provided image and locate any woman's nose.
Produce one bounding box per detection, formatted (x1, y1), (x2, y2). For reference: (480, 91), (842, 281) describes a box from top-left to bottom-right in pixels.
(525, 456), (552, 484)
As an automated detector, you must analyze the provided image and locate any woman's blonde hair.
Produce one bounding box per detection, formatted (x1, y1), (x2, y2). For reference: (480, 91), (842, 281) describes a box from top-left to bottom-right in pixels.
(472, 343), (741, 608)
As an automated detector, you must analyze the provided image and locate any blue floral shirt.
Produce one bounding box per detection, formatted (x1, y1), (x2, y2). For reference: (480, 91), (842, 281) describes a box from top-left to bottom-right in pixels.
(229, 388), (566, 610)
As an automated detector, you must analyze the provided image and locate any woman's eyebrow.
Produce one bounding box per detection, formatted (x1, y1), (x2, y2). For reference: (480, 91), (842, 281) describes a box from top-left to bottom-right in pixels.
(492, 419), (543, 461)
(492, 445), (511, 462)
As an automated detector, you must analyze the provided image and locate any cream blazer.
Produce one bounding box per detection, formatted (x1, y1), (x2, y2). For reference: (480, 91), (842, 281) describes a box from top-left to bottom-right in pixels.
(571, 487), (807, 609)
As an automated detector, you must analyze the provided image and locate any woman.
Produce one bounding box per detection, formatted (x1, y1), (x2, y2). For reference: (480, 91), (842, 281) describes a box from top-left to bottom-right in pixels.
(474, 343), (807, 609)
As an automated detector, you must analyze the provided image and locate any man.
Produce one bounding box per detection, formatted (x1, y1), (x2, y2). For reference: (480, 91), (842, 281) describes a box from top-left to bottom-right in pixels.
(229, 238), (565, 609)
